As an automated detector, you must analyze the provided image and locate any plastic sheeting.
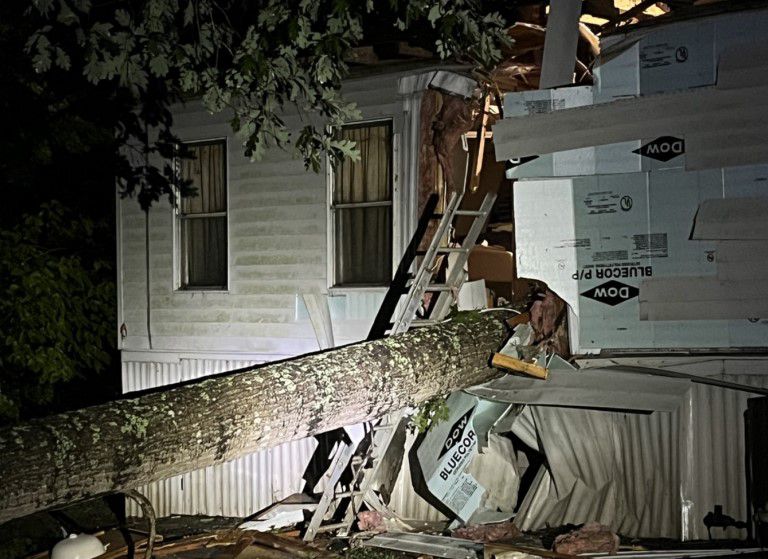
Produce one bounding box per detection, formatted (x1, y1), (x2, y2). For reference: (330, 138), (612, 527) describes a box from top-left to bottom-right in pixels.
(680, 373), (768, 540)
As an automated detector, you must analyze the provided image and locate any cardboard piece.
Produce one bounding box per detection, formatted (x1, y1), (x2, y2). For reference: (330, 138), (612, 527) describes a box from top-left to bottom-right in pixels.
(639, 277), (768, 321)
(468, 245), (515, 283)
(493, 81), (768, 170)
(503, 86), (596, 180)
(468, 245), (520, 302)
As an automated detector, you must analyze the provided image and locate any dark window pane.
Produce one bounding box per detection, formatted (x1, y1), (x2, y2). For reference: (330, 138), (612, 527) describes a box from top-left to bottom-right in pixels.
(178, 139), (227, 290)
(334, 206), (392, 285)
(333, 123), (392, 205)
(181, 217), (227, 288)
(180, 142), (227, 214)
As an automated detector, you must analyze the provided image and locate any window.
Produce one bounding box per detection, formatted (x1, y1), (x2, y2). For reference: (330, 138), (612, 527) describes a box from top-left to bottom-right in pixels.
(331, 121), (393, 286)
(176, 139), (228, 290)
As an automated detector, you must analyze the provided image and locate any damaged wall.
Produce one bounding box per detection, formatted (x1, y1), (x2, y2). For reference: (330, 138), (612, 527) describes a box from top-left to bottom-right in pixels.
(515, 358), (768, 541)
(512, 404), (680, 538)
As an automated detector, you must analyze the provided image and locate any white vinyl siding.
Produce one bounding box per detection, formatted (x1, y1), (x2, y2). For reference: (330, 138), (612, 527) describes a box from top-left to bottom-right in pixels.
(118, 71), (408, 355)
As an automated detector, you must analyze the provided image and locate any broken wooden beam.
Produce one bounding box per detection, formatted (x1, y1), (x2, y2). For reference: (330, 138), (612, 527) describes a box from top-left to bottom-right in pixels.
(491, 353), (549, 380)
(506, 311), (531, 328)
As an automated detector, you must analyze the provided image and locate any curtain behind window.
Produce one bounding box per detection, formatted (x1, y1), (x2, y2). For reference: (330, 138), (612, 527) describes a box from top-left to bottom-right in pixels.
(334, 123), (392, 285)
(179, 142), (227, 288)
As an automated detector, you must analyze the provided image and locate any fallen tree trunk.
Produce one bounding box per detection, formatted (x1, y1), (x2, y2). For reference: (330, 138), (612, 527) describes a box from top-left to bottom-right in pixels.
(0, 313), (507, 523)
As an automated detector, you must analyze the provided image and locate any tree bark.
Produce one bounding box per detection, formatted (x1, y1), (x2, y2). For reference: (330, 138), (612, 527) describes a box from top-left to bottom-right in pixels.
(0, 313), (507, 523)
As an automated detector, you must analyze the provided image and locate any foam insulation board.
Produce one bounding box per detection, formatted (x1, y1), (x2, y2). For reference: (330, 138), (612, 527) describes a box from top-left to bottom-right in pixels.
(513, 168), (768, 353)
(691, 197), (768, 240)
(595, 7), (768, 100)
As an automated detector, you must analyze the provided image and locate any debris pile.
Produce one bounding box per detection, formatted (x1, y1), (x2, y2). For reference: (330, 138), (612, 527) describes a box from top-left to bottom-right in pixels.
(453, 521), (521, 542)
(552, 522), (620, 555)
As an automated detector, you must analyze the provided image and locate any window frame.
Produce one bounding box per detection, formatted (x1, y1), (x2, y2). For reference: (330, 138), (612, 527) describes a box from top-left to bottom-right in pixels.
(327, 119), (396, 290)
(173, 137), (230, 293)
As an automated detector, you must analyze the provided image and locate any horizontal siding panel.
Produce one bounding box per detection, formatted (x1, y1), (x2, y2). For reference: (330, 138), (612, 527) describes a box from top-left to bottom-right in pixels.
(150, 321), (316, 338)
(231, 235), (324, 252)
(228, 205), (325, 221)
(234, 251), (324, 267)
(127, 335), (318, 355)
(229, 193), (324, 211)
(231, 281), (324, 296)
(356, 103), (402, 120)
(152, 293), (295, 309)
(232, 266), (325, 282)
(229, 174), (324, 190)
(150, 308), (294, 324)
(232, 221), (324, 237)
(229, 160), (311, 178)
(229, 201), (321, 217)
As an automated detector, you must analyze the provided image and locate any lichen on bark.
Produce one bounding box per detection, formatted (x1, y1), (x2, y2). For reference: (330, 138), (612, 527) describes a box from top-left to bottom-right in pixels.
(0, 313), (508, 523)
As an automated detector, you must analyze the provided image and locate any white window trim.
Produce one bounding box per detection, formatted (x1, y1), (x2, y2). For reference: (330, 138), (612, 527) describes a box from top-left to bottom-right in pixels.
(172, 136), (231, 293)
(326, 118), (399, 292)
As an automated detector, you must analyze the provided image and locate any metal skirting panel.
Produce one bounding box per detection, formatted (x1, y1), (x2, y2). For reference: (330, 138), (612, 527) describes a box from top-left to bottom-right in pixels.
(512, 405), (681, 538)
(121, 358), (317, 518)
(387, 426), (448, 523)
(121, 357), (768, 534)
(682, 374), (768, 540)
(512, 372), (768, 540)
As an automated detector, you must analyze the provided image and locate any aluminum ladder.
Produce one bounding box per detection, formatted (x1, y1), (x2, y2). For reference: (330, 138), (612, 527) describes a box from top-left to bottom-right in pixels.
(390, 185), (497, 333)
(303, 186), (496, 541)
(303, 412), (403, 541)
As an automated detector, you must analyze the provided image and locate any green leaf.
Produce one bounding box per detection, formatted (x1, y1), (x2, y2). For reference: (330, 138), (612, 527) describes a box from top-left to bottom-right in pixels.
(115, 8), (131, 27)
(427, 4), (441, 24)
(149, 54), (169, 77)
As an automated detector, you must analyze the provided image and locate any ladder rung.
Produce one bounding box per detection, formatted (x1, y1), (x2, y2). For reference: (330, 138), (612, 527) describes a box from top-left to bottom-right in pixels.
(454, 209), (487, 216)
(410, 319), (441, 326)
(373, 424), (395, 431)
(415, 247), (468, 256)
(424, 284), (453, 292)
(334, 490), (365, 498)
(315, 522), (351, 533)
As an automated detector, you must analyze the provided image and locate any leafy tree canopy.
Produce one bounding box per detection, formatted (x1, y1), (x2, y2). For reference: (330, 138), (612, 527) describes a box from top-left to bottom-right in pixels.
(25, 0), (511, 209)
(0, 203), (115, 422)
